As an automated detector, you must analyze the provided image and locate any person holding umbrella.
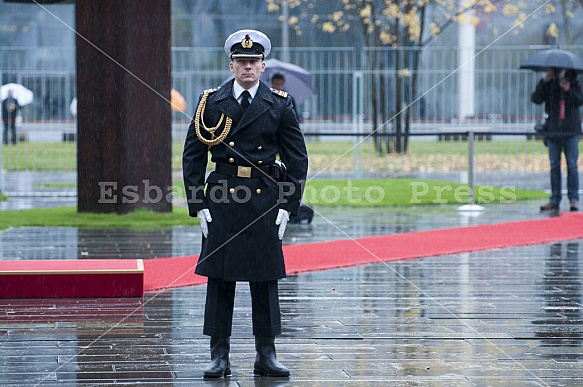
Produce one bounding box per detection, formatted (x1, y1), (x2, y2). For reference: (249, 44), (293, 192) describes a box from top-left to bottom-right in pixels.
(531, 67), (582, 212)
(271, 73), (299, 118)
(183, 29), (308, 378)
(2, 89), (20, 145)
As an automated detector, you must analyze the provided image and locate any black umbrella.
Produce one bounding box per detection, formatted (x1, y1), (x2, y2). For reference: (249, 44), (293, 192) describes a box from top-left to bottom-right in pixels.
(519, 49), (583, 72)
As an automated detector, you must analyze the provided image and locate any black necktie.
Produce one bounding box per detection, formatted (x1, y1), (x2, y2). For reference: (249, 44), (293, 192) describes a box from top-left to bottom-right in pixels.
(241, 90), (250, 111)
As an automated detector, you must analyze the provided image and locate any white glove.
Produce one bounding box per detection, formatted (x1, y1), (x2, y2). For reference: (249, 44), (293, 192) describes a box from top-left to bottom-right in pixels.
(275, 209), (290, 240)
(197, 208), (212, 238)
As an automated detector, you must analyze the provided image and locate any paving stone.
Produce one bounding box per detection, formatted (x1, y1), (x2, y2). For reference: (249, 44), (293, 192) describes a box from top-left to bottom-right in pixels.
(2, 204), (583, 384)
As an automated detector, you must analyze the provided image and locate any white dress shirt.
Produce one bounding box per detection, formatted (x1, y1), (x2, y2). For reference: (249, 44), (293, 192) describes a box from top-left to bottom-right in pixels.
(233, 81), (259, 106)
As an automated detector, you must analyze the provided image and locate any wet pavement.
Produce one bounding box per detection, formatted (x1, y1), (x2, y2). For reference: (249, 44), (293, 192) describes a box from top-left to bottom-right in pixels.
(1, 173), (583, 385)
(0, 172), (77, 211)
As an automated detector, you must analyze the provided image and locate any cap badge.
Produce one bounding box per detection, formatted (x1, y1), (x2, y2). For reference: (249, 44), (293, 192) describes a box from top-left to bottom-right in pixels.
(241, 34), (253, 49)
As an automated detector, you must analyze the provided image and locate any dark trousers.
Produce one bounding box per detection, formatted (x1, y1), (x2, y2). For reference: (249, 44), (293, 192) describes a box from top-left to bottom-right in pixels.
(3, 121), (17, 145)
(547, 135), (579, 203)
(203, 277), (282, 337)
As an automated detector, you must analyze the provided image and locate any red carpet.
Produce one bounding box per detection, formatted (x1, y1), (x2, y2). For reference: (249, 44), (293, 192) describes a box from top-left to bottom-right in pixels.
(144, 212), (583, 292)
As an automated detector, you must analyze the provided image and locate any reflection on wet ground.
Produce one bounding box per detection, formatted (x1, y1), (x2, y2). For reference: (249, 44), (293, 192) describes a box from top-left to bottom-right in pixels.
(0, 201), (557, 261)
(1, 172), (583, 384)
(0, 171), (77, 211)
(1, 239), (582, 384)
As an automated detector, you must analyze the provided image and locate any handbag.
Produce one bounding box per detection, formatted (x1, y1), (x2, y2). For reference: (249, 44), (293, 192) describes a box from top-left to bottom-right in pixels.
(534, 113), (548, 132)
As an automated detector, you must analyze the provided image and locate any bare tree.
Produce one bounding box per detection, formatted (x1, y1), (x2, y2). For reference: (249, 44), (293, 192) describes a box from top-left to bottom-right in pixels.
(267, 0), (566, 153)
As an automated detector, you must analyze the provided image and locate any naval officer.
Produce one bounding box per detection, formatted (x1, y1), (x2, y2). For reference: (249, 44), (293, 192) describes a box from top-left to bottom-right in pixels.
(182, 29), (308, 378)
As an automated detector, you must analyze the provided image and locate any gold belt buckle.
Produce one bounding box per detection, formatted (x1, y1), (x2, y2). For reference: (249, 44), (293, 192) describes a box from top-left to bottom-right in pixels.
(237, 166), (252, 178)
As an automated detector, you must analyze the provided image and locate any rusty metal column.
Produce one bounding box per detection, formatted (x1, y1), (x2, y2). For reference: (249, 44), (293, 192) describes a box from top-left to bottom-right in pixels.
(76, 0), (172, 213)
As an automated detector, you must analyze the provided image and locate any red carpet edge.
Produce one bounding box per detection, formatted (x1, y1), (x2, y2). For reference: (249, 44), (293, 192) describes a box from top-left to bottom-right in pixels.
(144, 212), (583, 292)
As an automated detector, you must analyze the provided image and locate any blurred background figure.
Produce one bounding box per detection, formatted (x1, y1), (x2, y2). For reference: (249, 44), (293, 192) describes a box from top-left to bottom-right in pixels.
(2, 89), (20, 145)
(271, 73), (299, 119)
(531, 67), (582, 212)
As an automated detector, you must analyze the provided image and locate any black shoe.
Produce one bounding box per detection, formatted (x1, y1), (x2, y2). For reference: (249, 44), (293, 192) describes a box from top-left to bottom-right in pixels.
(204, 337), (231, 378)
(253, 336), (290, 377)
(571, 201), (579, 211)
(540, 202), (559, 211)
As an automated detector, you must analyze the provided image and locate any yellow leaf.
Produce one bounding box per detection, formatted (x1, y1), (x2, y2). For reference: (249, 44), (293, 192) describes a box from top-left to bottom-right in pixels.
(503, 4), (518, 16)
(380, 31), (392, 45)
(470, 16), (479, 28)
(547, 23), (559, 38)
(430, 23), (441, 37)
(484, 3), (497, 13)
(545, 4), (556, 13)
(322, 22), (336, 33)
(360, 5), (371, 18)
(399, 68), (412, 77)
(267, 3), (279, 13)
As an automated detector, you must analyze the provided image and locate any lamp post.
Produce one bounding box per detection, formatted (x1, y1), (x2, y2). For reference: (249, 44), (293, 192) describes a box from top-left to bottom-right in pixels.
(458, 10), (475, 122)
(281, 0), (289, 62)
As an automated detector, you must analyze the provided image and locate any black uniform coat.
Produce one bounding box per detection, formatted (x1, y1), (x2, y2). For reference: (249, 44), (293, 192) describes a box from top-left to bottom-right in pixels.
(183, 80), (308, 282)
(531, 77), (583, 137)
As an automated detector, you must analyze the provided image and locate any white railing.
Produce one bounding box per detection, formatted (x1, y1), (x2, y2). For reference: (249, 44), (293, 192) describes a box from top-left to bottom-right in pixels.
(2, 45), (582, 193)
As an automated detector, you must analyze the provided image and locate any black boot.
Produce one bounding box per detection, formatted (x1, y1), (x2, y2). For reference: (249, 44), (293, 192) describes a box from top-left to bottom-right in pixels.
(203, 337), (231, 378)
(253, 336), (290, 377)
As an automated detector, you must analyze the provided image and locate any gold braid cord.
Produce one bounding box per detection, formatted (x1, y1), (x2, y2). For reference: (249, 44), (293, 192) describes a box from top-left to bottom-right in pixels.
(194, 90), (232, 149)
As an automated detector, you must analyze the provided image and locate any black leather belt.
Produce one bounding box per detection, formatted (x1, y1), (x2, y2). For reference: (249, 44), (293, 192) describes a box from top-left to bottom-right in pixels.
(215, 163), (273, 178)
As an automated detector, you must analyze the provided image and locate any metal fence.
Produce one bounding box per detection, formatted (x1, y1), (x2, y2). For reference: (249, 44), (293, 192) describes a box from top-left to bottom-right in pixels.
(1, 45), (583, 192)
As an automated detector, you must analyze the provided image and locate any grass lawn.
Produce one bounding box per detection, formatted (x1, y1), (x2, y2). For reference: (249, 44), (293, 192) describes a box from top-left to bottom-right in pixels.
(0, 178), (547, 231)
(2, 139), (567, 173)
(0, 206), (197, 231)
(303, 178), (547, 207)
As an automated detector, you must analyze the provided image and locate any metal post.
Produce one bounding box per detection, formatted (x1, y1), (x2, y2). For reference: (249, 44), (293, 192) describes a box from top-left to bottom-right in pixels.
(458, 130), (484, 213)
(281, 0), (289, 63)
(352, 71), (363, 178)
(467, 130), (474, 203)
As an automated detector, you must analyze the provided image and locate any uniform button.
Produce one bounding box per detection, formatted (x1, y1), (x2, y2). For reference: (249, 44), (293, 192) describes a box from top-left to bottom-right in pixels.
(229, 141), (235, 147)
(258, 160), (263, 165)
(256, 189), (261, 194)
(229, 188), (235, 194)
(257, 145), (262, 150)
(228, 157), (235, 163)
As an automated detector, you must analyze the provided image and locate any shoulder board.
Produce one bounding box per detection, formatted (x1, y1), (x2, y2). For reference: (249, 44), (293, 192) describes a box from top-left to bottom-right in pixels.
(204, 87), (220, 94)
(270, 88), (288, 98)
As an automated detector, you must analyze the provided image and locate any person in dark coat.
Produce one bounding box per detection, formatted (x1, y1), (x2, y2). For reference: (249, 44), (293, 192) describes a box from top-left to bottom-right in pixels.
(271, 73), (299, 119)
(182, 29), (308, 378)
(2, 89), (20, 145)
(531, 67), (582, 212)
